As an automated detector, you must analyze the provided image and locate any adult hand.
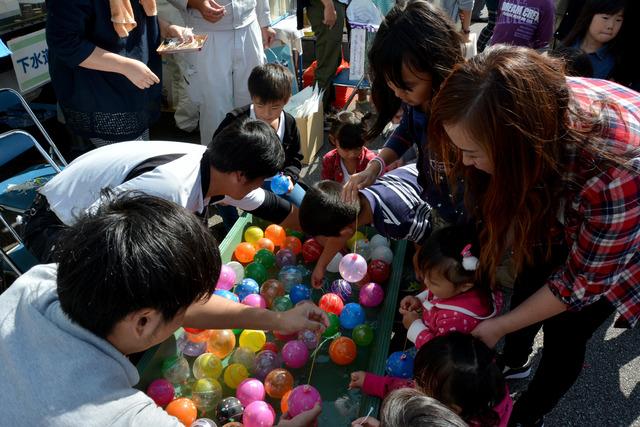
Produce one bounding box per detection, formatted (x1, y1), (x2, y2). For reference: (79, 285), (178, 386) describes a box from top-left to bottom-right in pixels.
(121, 59), (160, 89)
(194, 0), (226, 23)
(322, 2), (337, 28)
(311, 264), (325, 289)
(166, 24), (195, 43)
(471, 317), (505, 348)
(262, 26), (277, 48)
(351, 416), (381, 427)
(402, 311), (420, 329)
(398, 295), (421, 315)
(349, 371), (365, 389)
(460, 30), (470, 43)
(279, 404), (322, 427)
(276, 302), (329, 334)
(342, 164), (379, 203)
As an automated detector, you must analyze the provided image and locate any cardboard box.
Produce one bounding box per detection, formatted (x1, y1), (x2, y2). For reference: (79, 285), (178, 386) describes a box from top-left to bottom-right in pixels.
(295, 101), (324, 164)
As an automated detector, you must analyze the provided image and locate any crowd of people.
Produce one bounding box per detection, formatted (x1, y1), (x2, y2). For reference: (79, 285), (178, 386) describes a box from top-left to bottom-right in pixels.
(0, 0), (638, 425)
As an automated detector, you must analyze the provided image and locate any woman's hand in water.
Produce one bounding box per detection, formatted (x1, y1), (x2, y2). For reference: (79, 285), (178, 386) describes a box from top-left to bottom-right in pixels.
(342, 162), (381, 203)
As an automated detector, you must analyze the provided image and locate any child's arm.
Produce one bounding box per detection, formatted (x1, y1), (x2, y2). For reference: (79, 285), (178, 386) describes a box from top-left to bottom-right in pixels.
(311, 235), (348, 288)
(320, 152), (335, 181)
(350, 371), (414, 398)
(406, 316), (434, 349)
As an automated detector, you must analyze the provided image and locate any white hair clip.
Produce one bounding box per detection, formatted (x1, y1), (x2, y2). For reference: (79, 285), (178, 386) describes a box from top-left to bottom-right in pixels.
(461, 243), (479, 271)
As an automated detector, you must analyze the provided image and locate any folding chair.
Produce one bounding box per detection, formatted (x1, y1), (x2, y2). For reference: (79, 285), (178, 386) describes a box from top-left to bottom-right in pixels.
(0, 88), (67, 276)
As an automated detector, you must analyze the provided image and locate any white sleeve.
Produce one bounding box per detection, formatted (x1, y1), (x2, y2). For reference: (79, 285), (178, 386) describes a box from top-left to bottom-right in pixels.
(406, 319), (428, 344)
(118, 400), (184, 427)
(220, 188), (266, 211)
(416, 290), (430, 303)
(255, 0), (271, 27)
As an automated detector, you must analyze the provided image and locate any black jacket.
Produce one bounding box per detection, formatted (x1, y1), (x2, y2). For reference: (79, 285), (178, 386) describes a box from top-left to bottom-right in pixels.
(213, 105), (303, 183)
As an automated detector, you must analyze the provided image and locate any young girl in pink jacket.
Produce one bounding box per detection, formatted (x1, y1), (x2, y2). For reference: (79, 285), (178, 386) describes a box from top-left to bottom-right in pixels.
(401, 225), (502, 349)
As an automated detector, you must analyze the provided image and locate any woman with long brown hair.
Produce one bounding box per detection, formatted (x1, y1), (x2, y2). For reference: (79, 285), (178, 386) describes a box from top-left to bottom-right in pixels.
(428, 45), (640, 426)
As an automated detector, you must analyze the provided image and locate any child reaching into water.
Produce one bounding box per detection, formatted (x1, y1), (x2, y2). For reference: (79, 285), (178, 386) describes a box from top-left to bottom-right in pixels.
(400, 226), (502, 349)
(350, 333), (513, 427)
(322, 111), (378, 183)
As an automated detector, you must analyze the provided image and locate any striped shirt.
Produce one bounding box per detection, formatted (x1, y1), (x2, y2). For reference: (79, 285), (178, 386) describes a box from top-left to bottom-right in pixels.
(547, 77), (640, 327)
(360, 164), (432, 244)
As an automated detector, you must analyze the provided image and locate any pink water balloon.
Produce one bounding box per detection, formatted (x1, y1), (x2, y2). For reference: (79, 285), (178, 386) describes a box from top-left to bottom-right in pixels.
(339, 253), (368, 283)
(281, 340), (309, 369)
(242, 293), (267, 309)
(236, 378), (266, 407)
(216, 264), (237, 291)
(287, 384), (322, 417)
(243, 400), (276, 427)
(359, 282), (385, 307)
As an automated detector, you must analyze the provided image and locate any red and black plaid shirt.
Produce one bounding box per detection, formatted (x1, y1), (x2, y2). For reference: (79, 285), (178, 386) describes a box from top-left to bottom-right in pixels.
(547, 78), (640, 327)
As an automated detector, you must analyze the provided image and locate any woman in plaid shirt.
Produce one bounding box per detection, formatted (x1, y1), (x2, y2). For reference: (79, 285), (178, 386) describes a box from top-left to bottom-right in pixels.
(428, 45), (640, 426)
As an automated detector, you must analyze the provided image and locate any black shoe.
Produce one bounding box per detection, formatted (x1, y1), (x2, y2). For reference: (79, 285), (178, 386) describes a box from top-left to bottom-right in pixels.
(502, 354), (533, 380)
(471, 16), (489, 23)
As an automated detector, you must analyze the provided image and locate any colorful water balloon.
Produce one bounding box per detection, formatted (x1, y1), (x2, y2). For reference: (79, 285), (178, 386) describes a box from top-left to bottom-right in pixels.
(322, 313), (340, 338)
(386, 351), (415, 379)
(254, 350), (282, 381)
(239, 329), (267, 353)
(280, 389), (292, 414)
(301, 238), (323, 263)
(146, 379), (175, 407)
(289, 284), (312, 305)
(226, 261), (245, 283)
(190, 418), (218, 427)
(370, 234), (391, 249)
(262, 341), (279, 353)
(318, 293), (344, 315)
(370, 245), (394, 264)
(260, 279), (285, 308)
(224, 363), (250, 389)
(340, 302), (366, 329)
(193, 353), (223, 380)
(192, 378), (223, 411)
(214, 289), (240, 303)
(216, 264), (237, 290)
(354, 239), (371, 260)
(287, 385), (322, 417)
(275, 248), (297, 268)
(236, 278), (260, 301)
(166, 397), (197, 426)
(235, 242), (257, 263)
(207, 329), (236, 359)
(330, 279), (352, 302)
(231, 347), (256, 372)
(368, 259), (391, 283)
(270, 173), (290, 195)
(283, 236), (302, 255)
(339, 253), (368, 283)
(278, 265), (303, 291)
(244, 262), (268, 284)
(255, 237), (275, 253)
(162, 355), (190, 384)
(243, 401), (276, 427)
(346, 231), (366, 251)
(359, 282), (385, 307)
(242, 293), (267, 309)
(244, 226), (264, 244)
(272, 295), (293, 312)
(264, 368), (294, 398)
(297, 329), (320, 349)
(236, 378), (266, 406)
(352, 324), (374, 346)
(265, 224), (286, 247)
(329, 337), (357, 365)
(177, 332), (208, 357)
(254, 249), (276, 269)
(281, 340), (309, 369)
(216, 397), (244, 424)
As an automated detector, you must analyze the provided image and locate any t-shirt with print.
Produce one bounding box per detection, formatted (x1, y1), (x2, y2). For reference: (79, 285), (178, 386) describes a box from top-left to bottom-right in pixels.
(490, 0), (554, 48)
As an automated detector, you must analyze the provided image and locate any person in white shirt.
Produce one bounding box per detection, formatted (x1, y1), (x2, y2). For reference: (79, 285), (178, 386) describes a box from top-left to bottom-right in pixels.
(168, 0), (277, 145)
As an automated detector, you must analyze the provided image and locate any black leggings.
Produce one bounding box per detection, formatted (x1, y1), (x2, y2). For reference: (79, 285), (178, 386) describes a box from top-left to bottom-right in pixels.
(20, 195), (66, 263)
(503, 244), (616, 424)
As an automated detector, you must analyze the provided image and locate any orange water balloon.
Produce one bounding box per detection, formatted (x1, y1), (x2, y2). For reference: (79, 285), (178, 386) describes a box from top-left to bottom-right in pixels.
(329, 337), (357, 365)
(265, 224), (286, 247)
(234, 242), (256, 264)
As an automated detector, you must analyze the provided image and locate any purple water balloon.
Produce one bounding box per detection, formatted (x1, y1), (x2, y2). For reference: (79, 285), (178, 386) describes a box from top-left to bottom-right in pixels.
(330, 279), (352, 302)
(359, 282), (385, 307)
(281, 340), (309, 369)
(276, 248), (297, 268)
(254, 350), (282, 381)
(287, 384), (322, 417)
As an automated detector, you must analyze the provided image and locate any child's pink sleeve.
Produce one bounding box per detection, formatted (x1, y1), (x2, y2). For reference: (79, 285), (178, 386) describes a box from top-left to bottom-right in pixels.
(361, 372), (415, 399)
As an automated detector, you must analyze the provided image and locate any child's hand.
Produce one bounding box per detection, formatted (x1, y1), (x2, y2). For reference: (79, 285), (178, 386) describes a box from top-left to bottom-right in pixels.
(311, 265), (325, 289)
(399, 296), (421, 314)
(351, 417), (380, 427)
(402, 311), (421, 329)
(286, 176), (294, 194)
(349, 371), (366, 389)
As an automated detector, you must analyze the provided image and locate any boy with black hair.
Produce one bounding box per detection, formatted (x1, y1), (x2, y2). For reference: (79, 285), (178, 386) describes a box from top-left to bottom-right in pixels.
(299, 164), (434, 287)
(22, 119), (284, 263)
(1, 193), (325, 426)
(213, 63), (305, 230)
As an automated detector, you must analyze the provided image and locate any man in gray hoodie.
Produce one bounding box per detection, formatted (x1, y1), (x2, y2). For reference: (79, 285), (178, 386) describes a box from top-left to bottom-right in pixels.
(0, 193), (321, 426)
